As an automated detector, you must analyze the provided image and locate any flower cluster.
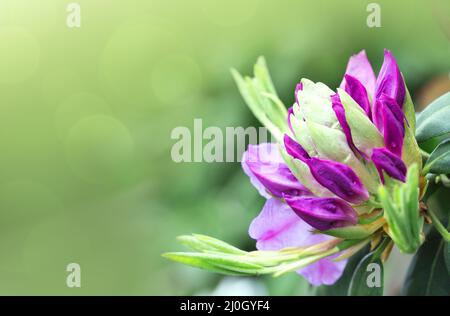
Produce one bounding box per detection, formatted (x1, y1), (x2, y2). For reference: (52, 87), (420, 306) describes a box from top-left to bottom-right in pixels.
(241, 50), (424, 285)
(164, 50), (430, 288)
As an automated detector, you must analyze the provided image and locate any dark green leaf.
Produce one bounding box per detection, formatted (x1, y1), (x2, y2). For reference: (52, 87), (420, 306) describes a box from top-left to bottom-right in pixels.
(314, 246), (370, 296)
(402, 228), (450, 295)
(425, 139), (450, 174)
(445, 242), (450, 277)
(348, 250), (384, 296)
(416, 92), (450, 144)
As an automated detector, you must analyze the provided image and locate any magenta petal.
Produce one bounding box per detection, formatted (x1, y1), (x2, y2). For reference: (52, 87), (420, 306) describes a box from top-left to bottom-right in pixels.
(373, 94), (405, 156)
(343, 74), (372, 117)
(307, 158), (369, 204)
(283, 134), (310, 161)
(287, 106), (294, 133)
(375, 49), (406, 108)
(331, 94), (363, 157)
(243, 143), (311, 198)
(371, 147), (407, 182)
(242, 143), (282, 198)
(381, 101), (405, 157)
(340, 50), (376, 97)
(284, 196), (358, 231)
(249, 198), (313, 249)
(246, 161), (312, 198)
(249, 198), (347, 285)
(295, 83), (303, 104)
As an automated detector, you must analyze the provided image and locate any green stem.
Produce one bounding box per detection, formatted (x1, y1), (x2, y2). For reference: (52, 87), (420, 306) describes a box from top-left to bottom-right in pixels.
(373, 238), (390, 259)
(428, 208), (450, 242)
(420, 149), (430, 160)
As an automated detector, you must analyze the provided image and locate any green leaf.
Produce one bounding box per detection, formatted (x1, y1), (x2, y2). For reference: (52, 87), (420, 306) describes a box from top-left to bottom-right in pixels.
(403, 229), (450, 296)
(348, 250), (384, 296)
(162, 252), (264, 275)
(424, 139), (450, 175)
(192, 234), (247, 255)
(445, 242), (450, 277)
(231, 57), (288, 143)
(416, 92), (450, 144)
(314, 245), (370, 296)
(402, 227), (450, 295)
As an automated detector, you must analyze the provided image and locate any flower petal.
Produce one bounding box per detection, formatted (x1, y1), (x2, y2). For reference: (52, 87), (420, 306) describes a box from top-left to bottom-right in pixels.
(337, 88), (385, 157)
(373, 94), (405, 156)
(375, 49), (406, 108)
(331, 94), (360, 156)
(340, 50), (376, 97)
(296, 79), (337, 127)
(243, 143), (311, 198)
(298, 257), (347, 286)
(295, 83), (303, 104)
(284, 196), (358, 231)
(249, 198), (346, 285)
(287, 106), (294, 133)
(307, 158), (369, 204)
(371, 147), (407, 182)
(283, 134), (310, 162)
(343, 74), (371, 117)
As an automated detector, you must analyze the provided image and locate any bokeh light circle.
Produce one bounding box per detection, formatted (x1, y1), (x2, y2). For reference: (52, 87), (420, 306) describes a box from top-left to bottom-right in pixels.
(55, 93), (112, 139)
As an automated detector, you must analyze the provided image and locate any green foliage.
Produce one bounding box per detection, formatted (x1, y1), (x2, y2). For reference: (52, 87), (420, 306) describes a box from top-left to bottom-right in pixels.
(314, 246), (370, 296)
(231, 57), (288, 142)
(348, 249), (384, 296)
(379, 165), (423, 253)
(402, 228), (450, 295)
(416, 93), (450, 152)
(424, 139), (450, 175)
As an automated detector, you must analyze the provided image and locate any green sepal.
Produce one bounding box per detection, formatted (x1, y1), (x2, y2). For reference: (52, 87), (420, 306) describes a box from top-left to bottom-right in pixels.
(379, 164), (424, 253)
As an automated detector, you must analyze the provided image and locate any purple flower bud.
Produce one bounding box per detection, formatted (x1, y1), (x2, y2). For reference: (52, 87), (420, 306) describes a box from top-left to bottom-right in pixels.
(331, 94), (360, 156)
(373, 94), (405, 157)
(283, 134), (310, 161)
(343, 74), (371, 117)
(340, 50), (376, 97)
(307, 158), (369, 204)
(284, 195), (358, 231)
(375, 49), (406, 108)
(371, 147), (407, 182)
(243, 143), (312, 198)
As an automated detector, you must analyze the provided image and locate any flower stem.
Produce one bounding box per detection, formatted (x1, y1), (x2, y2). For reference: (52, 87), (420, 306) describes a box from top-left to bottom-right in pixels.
(428, 208), (450, 242)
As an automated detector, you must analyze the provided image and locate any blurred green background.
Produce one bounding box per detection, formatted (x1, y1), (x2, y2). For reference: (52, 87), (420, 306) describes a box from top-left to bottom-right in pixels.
(0, 0), (448, 295)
